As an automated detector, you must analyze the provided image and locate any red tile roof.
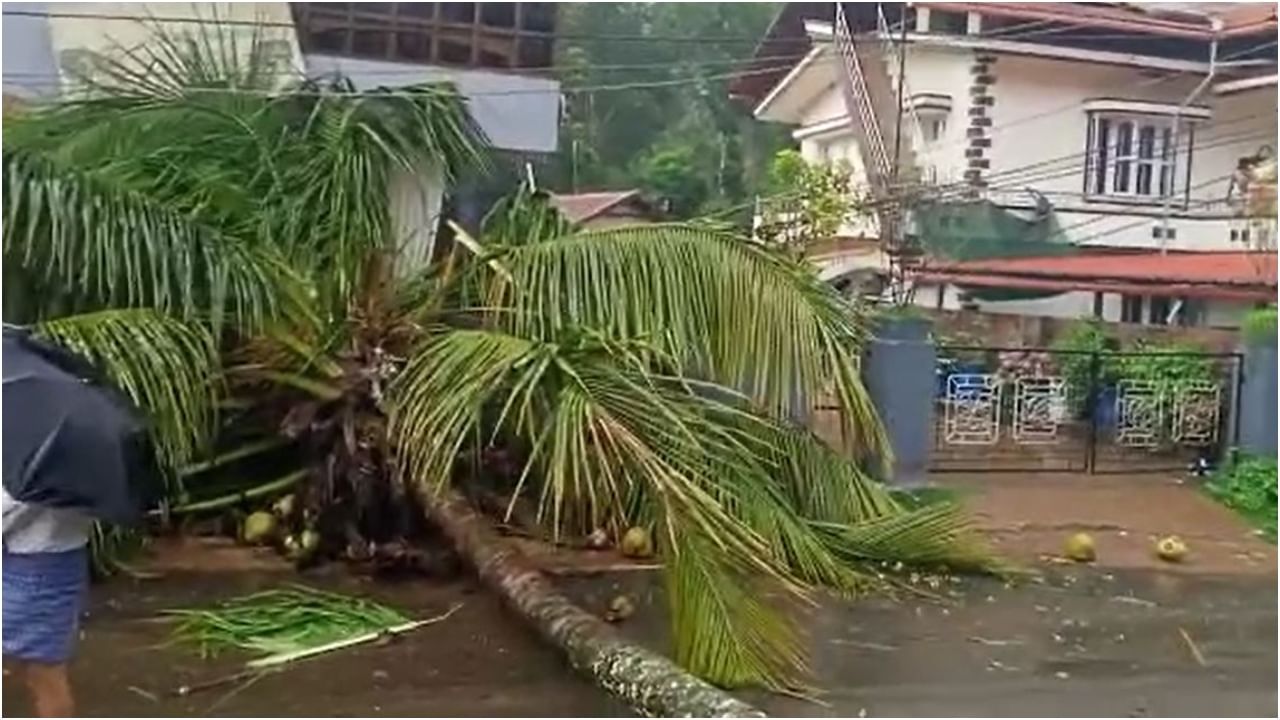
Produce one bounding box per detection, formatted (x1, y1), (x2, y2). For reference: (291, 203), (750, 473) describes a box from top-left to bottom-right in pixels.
(549, 190), (643, 224)
(918, 251), (1278, 300)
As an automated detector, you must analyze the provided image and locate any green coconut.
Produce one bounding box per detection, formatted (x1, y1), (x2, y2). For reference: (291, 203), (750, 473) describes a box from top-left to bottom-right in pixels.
(1155, 536), (1188, 563)
(242, 511), (279, 545)
(620, 526), (654, 558)
(1064, 532), (1096, 563)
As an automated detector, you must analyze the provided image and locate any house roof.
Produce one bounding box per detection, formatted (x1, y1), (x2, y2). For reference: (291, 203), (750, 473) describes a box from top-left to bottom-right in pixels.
(730, 2), (1277, 107)
(917, 2), (1277, 39)
(917, 251), (1278, 300)
(549, 190), (645, 224)
(727, 3), (831, 106)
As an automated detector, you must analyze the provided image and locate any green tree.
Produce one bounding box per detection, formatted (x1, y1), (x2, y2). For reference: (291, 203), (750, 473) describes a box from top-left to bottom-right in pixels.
(758, 149), (866, 257)
(547, 3), (791, 217)
(3, 28), (997, 702)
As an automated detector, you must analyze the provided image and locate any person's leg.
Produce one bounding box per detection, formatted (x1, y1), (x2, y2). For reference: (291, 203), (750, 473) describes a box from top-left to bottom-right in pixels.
(23, 661), (74, 717)
(4, 548), (88, 717)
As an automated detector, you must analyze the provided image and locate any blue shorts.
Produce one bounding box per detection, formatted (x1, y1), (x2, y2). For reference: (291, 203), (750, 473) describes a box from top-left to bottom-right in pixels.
(2, 547), (89, 664)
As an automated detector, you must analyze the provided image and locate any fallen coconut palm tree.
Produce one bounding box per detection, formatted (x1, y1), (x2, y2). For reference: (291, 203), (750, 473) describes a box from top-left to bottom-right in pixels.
(3, 25), (1000, 711)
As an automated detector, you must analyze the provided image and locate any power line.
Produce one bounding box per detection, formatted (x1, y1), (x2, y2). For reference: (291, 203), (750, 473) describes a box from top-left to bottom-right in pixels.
(0, 7), (778, 44)
(759, 126), (1273, 235)
(908, 121), (1273, 206)
(7, 60), (812, 98)
(10, 32), (1269, 103)
(0, 7), (1184, 45)
(915, 37), (1278, 156)
(1051, 170), (1249, 247)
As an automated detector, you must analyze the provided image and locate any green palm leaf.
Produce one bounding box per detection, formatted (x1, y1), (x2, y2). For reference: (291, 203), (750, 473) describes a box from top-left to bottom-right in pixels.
(3, 147), (286, 332)
(816, 502), (1008, 575)
(390, 327), (823, 687)
(34, 309), (221, 472)
(666, 532), (809, 691)
(479, 222), (889, 462)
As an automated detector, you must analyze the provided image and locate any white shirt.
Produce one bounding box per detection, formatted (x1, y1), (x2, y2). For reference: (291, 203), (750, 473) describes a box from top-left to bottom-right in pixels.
(1, 488), (93, 554)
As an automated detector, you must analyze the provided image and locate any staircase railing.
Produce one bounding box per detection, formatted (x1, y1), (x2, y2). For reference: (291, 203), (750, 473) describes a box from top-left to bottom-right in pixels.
(834, 2), (892, 188)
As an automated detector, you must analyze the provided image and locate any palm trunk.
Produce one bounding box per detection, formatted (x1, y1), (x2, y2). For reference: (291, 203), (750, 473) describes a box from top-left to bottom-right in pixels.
(420, 488), (767, 718)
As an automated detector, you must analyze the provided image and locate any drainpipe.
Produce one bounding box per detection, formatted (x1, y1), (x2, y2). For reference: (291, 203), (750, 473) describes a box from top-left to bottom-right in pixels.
(1160, 16), (1221, 256)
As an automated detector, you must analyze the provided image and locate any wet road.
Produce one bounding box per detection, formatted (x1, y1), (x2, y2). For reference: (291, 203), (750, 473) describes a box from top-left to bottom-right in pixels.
(4, 549), (1274, 717)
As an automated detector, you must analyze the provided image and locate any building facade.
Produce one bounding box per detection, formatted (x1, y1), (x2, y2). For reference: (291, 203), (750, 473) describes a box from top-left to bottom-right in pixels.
(733, 2), (1277, 328)
(2, 2), (562, 270)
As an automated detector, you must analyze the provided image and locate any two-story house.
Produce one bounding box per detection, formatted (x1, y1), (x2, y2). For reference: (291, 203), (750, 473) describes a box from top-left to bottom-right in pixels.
(2, 2), (561, 270)
(732, 2), (1276, 328)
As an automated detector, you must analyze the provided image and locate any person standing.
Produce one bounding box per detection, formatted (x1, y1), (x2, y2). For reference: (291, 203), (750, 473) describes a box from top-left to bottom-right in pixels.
(3, 326), (155, 717)
(2, 488), (94, 717)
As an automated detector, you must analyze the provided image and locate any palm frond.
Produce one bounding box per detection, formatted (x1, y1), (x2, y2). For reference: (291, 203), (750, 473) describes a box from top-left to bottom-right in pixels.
(389, 327), (539, 490)
(6, 23), (487, 322)
(479, 183), (575, 247)
(666, 533), (809, 691)
(3, 147), (287, 332)
(68, 11), (290, 98)
(389, 327), (817, 688)
(273, 78), (488, 306)
(815, 502), (1007, 574)
(478, 223), (889, 461)
(34, 309), (221, 472)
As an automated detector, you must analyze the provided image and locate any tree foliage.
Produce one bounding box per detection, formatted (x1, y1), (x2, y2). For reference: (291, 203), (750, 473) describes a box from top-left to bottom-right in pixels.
(757, 149), (866, 257)
(546, 3), (790, 218)
(3, 25), (1000, 693)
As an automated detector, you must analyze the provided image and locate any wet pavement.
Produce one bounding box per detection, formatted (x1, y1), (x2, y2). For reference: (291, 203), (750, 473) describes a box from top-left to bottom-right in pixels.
(4, 554), (625, 718)
(3, 538), (1274, 717)
(767, 569), (1277, 717)
(944, 472), (1277, 574)
(567, 565), (1277, 718)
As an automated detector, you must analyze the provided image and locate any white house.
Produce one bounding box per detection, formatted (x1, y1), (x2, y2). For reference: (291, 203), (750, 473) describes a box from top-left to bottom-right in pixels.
(732, 2), (1277, 328)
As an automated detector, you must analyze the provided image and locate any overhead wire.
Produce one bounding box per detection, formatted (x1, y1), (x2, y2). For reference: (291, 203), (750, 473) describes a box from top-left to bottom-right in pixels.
(5, 6), (1273, 248)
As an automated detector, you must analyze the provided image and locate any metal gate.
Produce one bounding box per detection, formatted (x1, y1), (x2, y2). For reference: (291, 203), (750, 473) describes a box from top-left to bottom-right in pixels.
(930, 346), (1243, 474)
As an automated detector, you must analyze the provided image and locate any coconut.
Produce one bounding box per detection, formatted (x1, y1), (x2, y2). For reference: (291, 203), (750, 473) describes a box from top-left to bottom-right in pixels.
(272, 493), (296, 519)
(604, 594), (636, 623)
(1064, 532), (1096, 563)
(1155, 536), (1188, 563)
(299, 528), (321, 554)
(242, 511), (279, 545)
(619, 526), (654, 558)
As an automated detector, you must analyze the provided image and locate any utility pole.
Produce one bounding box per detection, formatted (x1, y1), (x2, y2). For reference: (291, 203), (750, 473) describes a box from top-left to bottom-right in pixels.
(889, 3), (910, 304)
(1161, 17), (1220, 254)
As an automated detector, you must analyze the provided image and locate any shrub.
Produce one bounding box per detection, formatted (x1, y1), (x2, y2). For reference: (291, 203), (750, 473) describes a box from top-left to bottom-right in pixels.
(1206, 453), (1277, 541)
(1052, 319), (1120, 411)
(1242, 305), (1277, 345)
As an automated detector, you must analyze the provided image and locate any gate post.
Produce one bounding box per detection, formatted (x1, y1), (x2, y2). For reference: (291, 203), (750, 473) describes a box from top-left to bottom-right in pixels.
(861, 314), (934, 487)
(1238, 333), (1277, 458)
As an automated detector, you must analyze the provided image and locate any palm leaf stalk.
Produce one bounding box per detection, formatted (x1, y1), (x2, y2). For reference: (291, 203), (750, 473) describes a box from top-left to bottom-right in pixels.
(3, 24), (1002, 707)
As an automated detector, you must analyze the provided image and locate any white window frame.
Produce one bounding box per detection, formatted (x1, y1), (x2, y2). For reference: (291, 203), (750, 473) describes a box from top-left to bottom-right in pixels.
(1085, 112), (1185, 203)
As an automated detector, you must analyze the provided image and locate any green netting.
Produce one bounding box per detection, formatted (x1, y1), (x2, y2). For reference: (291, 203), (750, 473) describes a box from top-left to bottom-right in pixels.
(912, 200), (1077, 262)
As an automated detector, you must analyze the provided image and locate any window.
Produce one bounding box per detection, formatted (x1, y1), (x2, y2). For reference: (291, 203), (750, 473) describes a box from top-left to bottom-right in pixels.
(924, 117), (946, 143)
(291, 3), (555, 68)
(1177, 298), (1205, 327)
(928, 9), (968, 34)
(1121, 294), (1144, 323)
(1086, 113), (1181, 200)
(1148, 296), (1172, 325)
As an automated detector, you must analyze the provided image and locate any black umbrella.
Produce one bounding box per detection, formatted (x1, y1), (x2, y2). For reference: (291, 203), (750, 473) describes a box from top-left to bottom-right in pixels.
(3, 326), (157, 525)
